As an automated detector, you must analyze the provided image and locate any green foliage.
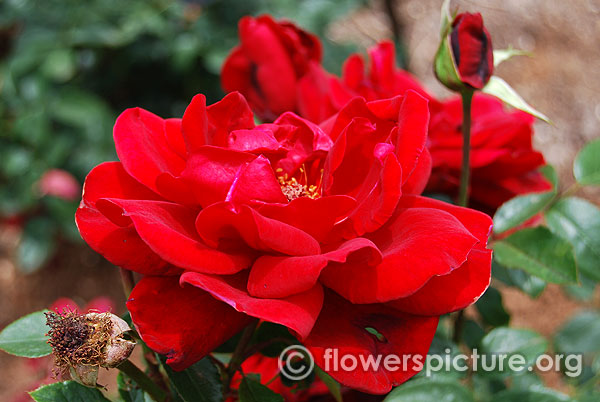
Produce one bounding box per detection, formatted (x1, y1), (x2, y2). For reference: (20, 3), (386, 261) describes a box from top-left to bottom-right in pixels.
(29, 381), (110, 402)
(383, 377), (474, 402)
(492, 227), (578, 284)
(238, 376), (284, 402)
(160, 357), (223, 402)
(475, 286), (510, 327)
(0, 310), (51, 358)
(573, 139), (600, 186)
(480, 327), (548, 377)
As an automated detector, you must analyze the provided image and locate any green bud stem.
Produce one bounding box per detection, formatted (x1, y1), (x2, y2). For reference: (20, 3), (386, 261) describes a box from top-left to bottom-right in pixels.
(458, 89), (474, 207)
(117, 359), (167, 402)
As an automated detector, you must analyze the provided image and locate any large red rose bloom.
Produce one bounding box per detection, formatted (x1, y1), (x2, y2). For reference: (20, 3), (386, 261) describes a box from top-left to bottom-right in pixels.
(76, 90), (492, 394)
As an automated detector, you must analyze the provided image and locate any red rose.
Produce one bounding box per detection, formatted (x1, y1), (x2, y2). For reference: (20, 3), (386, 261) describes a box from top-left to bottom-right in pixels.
(426, 94), (551, 212)
(221, 15), (322, 122)
(76, 90), (492, 394)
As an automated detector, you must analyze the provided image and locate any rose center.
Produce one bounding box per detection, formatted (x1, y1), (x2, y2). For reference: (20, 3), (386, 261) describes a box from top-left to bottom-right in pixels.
(276, 167), (321, 202)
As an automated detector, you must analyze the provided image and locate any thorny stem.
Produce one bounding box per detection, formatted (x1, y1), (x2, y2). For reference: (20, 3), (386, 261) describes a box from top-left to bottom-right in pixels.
(224, 320), (259, 394)
(117, 359), (167, 402)
(454, 89), (474, 344)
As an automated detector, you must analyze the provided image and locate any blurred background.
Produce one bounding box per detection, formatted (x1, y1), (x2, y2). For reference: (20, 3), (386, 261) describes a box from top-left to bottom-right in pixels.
(0, 0), (598, 400)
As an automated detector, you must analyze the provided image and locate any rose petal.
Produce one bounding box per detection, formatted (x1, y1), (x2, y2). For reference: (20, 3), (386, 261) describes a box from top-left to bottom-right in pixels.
(305, 291), (438, 394)
(195, 202), (321, 256)
(321, 202), (481, 303)
(96, 199), (253, 274)
(388, 248), (492, 315)
(248, 237), (382, 298)
(181, 271), (324, 340)
(128, 276), (251, 371)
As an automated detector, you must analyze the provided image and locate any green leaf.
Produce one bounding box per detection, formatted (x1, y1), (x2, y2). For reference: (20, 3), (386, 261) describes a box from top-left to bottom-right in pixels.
(573, 138), (600, 186)
(480, 327), (547, 377)
(545, 197), (600, 281)
(482, 76), (551, 123)
(29, 381), (111, 402)
(238, 377), (284, 402)
(0, 310), (51, 358)
(117, 372), (148, 402)
(554, 310), (600, 355)
(384, 378), (474, 402)
(314, 366), (343, 402)
(475, 286), (510, 327)
(493, 191), (555, 234)
(492, 260), (546, 298)
(491, 387), (571, 402)
(462, 320), (486, 349)
(493, 47), (530, 67)
(563, 274), (596, 301)
(161, 357), (223, 402)
(492, 227), (577, 284)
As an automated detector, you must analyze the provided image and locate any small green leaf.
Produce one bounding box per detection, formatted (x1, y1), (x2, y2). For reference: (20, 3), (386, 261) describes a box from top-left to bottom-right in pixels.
(475, 287), (510, 327)
(482, 76), (551, 123)
(493, 47), (530, 67)
(462, 320), (486, 349)
(491, 387), (571, 402)
(0, 311), (51, 358)
(492, 227), (577, 284)
(545, 197), (600, 281)
(384, 378), (474, 402)
(238, 377), (284, 402)
(554, 310), (600, 356)
(161, 357), (223, 402)
(29, 381), (111, 402)
(573, 138), (600, 186)
(493, 191), (554, 234)
(492, 260), (546, 298)
(315, 366), (343, 402)
(481, 327), (547, 377)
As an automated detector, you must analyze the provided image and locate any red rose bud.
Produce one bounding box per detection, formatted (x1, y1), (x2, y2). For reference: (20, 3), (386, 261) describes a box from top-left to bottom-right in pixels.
(435, 12), (493, 91)
(221, 15), (322, 122)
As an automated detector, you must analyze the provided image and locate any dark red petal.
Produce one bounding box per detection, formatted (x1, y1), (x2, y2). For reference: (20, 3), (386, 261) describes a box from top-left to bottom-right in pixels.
(96, 199), (253, 274)
(227, 127), (283, 153)
(128, 276), (251, 371)
(76, 162), (172, 275)
(254, 195), (356, 243)
(165, 118), (186, 159)
(238, 16), (298, 116)
(113, 108), (186, 196)
(207, 91), (255, 147)
(195, 202), (321, 256)
(305, 292), (439, 394)
(248, 237), (381, 298)
(396, 195), (493, 243)
(388, 248), (492, 315)
(401, 147), (431, 195)
(181, 94), (209, 153)
(180, 271), (324, 340)
(451, 13), (493, 89)
(321, 204), (480, 303)
(394, 90), (430, 187)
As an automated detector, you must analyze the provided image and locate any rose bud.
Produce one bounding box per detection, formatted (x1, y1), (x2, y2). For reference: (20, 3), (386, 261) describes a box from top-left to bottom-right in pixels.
(46, 310), (136, 387)
(37, 169), (81, 201)
(221, 15), (322, 122)
(434, 12), (493, 91)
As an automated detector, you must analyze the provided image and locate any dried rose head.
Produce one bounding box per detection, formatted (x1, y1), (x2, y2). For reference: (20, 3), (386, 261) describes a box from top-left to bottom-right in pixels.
(46, 310), (136, 387)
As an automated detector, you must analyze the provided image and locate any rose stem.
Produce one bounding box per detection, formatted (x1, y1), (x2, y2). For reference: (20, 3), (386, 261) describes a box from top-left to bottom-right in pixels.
(117, 359), (167, 402)
(119, 268), (135, 297)
(224, 319), (259, 394)
(457, 89), (474, 208)
(453, 88), (474, 344)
